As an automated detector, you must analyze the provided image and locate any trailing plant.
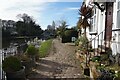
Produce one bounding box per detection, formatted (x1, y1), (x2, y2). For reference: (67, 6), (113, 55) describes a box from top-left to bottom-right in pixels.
(2, 56), (22, 72)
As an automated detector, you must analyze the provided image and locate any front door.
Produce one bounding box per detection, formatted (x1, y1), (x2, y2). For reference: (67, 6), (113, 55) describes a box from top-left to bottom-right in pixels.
(104, 2), (113, 41)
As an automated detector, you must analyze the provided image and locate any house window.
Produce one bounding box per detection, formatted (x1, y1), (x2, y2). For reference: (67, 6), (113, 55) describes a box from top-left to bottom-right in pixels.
(89, 8), (96, 32)
(117, 0), (120, 28)
(89, 18), (93, 31)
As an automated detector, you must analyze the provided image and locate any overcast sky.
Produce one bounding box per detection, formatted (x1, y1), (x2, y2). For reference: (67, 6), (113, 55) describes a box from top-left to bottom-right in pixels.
(0, 0), (82, 30)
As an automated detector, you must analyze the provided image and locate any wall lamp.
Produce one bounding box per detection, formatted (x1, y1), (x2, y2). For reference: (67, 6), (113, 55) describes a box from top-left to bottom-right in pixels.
(93, 2), (105, 12)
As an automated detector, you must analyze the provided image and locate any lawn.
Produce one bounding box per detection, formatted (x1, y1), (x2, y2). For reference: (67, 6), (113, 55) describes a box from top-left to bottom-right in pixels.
(39, 39), (53, 58)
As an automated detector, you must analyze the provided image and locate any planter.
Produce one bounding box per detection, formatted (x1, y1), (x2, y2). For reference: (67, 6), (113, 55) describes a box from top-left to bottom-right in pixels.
(35, 55), (40, 61)
(6, 66), (26, 80)
(30, 56), (36, 67)
(84, 67), (90, 76)
(21, 60), (32, 75)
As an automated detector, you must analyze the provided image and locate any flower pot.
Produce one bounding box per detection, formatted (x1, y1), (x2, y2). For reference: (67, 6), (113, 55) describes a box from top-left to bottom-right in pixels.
(6, 66), (26, 80)
(84, 67), (90, 76)
(21, 60), (32, 75)
(30, 56), (36, 67)
(31, 59), (36, 67)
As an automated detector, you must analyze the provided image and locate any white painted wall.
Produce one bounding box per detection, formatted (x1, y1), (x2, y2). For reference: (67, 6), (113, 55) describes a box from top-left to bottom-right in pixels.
(0, 50), (2, 80)
(84, 1), (120, 54)
(85, 2), (106, 49)
(112, 0), (120, 55)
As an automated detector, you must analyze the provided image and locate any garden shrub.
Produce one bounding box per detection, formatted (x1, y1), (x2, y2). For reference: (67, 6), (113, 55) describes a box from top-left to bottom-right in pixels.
(78, 36), (89, 52)
(91, 56), (101, 62)
(100, 54), (109, 61)
(62, 34), (71, 43)
(75, 38), (80, 46)
(26, 44), (38, 56)
(2, 56), (22, 72)
(61, 29), (78, 43)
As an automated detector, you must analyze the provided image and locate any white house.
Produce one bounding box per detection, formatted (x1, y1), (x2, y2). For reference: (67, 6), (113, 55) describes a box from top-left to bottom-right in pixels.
(82, 0), (120, 55)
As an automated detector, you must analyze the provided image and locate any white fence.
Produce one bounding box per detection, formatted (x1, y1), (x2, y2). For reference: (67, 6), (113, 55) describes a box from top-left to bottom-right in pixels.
(0, 47), (18, 80)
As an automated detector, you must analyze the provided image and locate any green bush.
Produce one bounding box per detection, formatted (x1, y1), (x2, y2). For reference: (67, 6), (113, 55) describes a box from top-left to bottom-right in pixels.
(117, 71), (120, 79)
(79, 36), (88, 45)
(61, 34), (71, 43)
(97, 65), (105, 71)
(64, 30), (72, 37)
(26, 45), (38, 56)
(78, 36), (89, 51)
(91, 56), (101, 62)
(2, 56), (22, 72)
(75, 38), (80, 46)
(100, 54), (109, 61)
(61, 29), (78, 43)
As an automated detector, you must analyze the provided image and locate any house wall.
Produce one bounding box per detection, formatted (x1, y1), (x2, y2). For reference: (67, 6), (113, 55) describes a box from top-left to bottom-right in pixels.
(112, 0), (120, 55)
(84, 1), (106, 49)
(84, 0), (120, 55)
(0, 50), (2, 80)
(96, 7), (106, 47)
(86, 0), (120, 55)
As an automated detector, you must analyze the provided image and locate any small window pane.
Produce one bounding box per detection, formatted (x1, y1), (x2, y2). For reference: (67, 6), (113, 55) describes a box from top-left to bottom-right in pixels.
(94, 16), (96, 23)
(118, 1), (120, 9)
(89, 25), (93, 32)
(91, 18), (93, 24)
(94, 8), (96, 14)
(117, 10), (120, 28)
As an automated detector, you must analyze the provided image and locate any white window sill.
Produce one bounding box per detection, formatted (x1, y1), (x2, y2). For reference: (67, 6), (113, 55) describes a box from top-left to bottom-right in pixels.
(89, 32), (97, 35)
(112, 28), (120, 31)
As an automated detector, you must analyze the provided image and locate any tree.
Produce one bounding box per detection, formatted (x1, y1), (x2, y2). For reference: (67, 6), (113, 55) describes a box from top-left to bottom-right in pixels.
(57, 20), (69, 37)
(16, 13), (34, 23)
(2, 28), (11, 38)
(77, 2), (93, 37)
(16, 13), (43, 36)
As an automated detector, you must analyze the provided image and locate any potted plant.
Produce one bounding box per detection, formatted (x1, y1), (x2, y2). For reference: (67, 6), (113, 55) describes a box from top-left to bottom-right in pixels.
(35, 48), (40, 61)
(19, 54), (32, 75)
(2, 56), (26, 80)
(26, 44), (38, 67)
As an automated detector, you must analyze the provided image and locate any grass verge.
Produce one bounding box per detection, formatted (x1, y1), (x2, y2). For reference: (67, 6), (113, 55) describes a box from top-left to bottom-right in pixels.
(39, 39), (53, 58)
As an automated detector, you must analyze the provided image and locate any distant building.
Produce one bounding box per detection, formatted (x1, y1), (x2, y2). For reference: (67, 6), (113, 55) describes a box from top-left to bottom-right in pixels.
(47, 25), (55, 30)
(42, 24), (56, 40)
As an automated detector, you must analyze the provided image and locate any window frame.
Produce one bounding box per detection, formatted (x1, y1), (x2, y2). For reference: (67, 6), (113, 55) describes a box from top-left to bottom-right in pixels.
(89, 7), (96, 32)
(117, 0), (120, 28)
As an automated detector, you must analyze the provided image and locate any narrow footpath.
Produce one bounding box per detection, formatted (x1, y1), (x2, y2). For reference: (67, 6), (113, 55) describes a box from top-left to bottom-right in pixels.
(27, 39), (85, 79)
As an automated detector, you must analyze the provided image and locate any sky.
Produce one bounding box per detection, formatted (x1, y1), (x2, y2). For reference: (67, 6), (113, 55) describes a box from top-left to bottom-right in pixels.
(0, 0), (82, 30)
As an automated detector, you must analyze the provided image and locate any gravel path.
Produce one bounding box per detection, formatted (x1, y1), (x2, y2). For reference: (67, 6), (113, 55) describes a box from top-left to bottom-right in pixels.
(27, 39), (85, 79)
